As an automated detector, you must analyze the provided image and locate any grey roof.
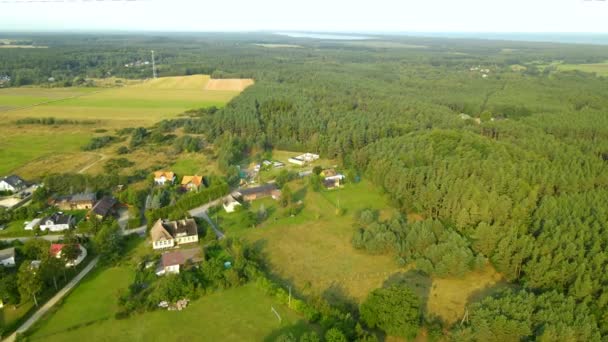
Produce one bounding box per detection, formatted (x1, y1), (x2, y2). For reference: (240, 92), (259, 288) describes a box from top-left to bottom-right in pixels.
(238, 183), (278, 196)
(1, 175), (26, 189)
(44, 213), (73, 225)
(70, 192), (97, 202)
(165, 219), (198, 237)
(0, 247), (15, 261)
(91, 196), (117, 217)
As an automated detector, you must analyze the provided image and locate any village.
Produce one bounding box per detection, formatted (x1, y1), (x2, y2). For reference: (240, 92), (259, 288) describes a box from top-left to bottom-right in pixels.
(0, 150), (347, 326)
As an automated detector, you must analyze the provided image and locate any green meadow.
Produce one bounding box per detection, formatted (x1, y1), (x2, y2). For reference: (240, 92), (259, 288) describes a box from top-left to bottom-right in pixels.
(26, 267), (309, 341)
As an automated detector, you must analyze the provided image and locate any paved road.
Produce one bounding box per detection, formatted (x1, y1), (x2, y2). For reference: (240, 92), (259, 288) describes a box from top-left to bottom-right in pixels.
(3, 256), (100, 342)
(188, 195), (232, 240)
(0, 234), (65, 243)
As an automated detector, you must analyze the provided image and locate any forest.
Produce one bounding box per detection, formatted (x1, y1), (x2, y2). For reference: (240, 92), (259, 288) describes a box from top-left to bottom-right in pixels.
(2, 33), (608, 339)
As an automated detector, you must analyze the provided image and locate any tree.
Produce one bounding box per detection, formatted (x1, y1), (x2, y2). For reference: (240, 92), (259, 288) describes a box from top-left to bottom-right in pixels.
(41, 254), (64, 290)
(280, 184), (293, 208)
(18, 261), (43, 307)
(360, 285), (421, 339)
(324, 328), (347, 342)
(93, 222), (124, 265)
(0, 272), (20, 305)
(61, 244), (81, 266)
(22, 238), (51, 260)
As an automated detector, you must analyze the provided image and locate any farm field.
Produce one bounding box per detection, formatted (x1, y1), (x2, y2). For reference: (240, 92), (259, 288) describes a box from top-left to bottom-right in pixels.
(0, 75), (250, 125)
(0, 75), (252, 177)
(26, 269), (309, 342)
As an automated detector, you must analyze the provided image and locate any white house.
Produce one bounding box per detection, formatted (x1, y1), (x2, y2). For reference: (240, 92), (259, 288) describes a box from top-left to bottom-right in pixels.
(40, 213), (74, 232)
(0, 175), (27, 192)
(223, 196), (242, 213)
(156, 248), (203, 276)
(154, 171), (175, 186)
(150, 218), (199, 250)
(0, 247), (16, 267)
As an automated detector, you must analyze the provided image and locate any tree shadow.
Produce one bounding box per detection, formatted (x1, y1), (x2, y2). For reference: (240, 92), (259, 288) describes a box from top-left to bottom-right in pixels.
(322, 282), (358, 313)
(466, 279), (516, 306)
(263, 320), (315, 342)
(293, 186), (308, 203)
(383, 270), (432, 317)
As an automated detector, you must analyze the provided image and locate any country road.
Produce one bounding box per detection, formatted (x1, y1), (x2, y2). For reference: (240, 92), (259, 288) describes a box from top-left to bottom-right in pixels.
(188, 194), (232, 239)
(77, 153), (107, 174)
(3, 257), (100, 342)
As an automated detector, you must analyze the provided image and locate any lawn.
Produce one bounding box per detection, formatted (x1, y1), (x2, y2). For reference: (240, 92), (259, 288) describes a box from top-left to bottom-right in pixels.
(26, 270), (310, 341)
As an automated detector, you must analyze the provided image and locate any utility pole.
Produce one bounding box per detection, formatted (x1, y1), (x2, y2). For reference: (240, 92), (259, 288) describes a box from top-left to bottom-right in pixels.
(151, 50), (157, 79)
(288, 286), (291, 307)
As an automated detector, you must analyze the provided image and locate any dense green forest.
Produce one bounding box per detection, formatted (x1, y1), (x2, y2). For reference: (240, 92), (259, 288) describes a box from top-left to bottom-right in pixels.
(2, 33), (608, 339)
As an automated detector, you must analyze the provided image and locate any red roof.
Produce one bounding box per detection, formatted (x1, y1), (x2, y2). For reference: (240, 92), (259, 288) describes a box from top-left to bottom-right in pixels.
(49, 243), (80, 257)
(49, 244), (64, 257)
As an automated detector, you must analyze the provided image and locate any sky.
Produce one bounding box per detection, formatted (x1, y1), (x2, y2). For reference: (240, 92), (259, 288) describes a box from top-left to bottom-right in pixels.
(0, 0), (607, 33)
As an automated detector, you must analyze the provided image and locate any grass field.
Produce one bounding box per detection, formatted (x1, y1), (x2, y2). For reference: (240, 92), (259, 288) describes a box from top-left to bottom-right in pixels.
(26, 264), (310, 341)
(557, 62), (608, 76)
(0, 126), (92, 176)
(218, 179), (504, 324)
(0, 75), (250, 176)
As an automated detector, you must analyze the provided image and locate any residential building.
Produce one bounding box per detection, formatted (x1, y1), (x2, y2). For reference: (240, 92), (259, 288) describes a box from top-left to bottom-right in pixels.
(154, 171), (175, 185)
(288, 153), (319, 165)
(0, 175), (27, 192)
(40, 213), (74, 232)
(181, 175), (203, 191)
(223, 195), (242, 213)
(89, 196), (117, 219)
(156, 247), (203, 276)
(0, 247), (16, 267)
(150, 218), (199, 250)
(50, 192), (97, 210)
(324, 178), (342, 189)
(236, 183), (280, 201)
(49, 244), (87, 267)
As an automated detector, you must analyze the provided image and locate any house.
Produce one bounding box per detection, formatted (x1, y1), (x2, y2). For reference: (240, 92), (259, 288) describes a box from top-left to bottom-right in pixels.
(223, 196), (242, 213)
(89, 196), (117, 219)
(50, 192), (97, 210)
(321, 169), (337, 178)
(288, 153), (320, 166)
(0, 247), (16, 267)
(0, 175), (27, 192)
(236, 183), (280, 201)
(150, 218), (199, 250)
(40, 213), (74, 232)
(156, 247), (203, 276)
(154, 171), (175, 186)
(181, 175), (203, 191)
(324, 178), (342, 189)
(24, 218), (42, 230)
(49, 244), (87, 267)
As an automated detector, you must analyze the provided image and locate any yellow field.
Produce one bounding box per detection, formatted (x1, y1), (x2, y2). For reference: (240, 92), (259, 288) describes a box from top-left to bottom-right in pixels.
(0, 75), (248, 126)
(0, 75), (251, 176)
(204, 78), (254, 91)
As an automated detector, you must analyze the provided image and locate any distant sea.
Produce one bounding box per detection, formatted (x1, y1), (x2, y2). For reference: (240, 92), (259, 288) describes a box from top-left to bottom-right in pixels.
(275, 31), (608, 45)
(403, 32), (608, 45)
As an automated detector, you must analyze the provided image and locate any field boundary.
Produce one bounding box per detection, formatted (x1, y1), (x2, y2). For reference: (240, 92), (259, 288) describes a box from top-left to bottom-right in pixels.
(0, 89), (105, 114)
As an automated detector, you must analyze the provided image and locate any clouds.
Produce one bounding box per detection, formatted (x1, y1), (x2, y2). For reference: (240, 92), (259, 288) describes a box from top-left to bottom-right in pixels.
(0, 0), (606, 32)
